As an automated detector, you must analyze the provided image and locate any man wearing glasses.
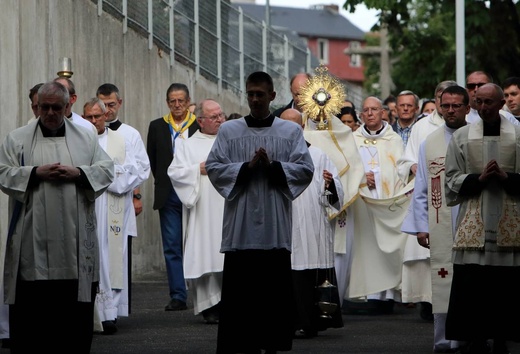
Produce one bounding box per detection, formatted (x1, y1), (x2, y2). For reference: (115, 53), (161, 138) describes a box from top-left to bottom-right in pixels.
(147, 83), (199, 312)
(402, 85), (469, 353)
(168, 99), (226, 325)
(348, 96), (410, 316)
(465, 71), (518, 126)
(53, 77), (97, 133)
(83, 98), (144, 335)
(0, 81), (114, 353)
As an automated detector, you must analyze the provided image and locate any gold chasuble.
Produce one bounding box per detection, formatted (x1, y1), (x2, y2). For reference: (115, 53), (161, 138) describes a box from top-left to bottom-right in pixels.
(106, 129), (126, 289)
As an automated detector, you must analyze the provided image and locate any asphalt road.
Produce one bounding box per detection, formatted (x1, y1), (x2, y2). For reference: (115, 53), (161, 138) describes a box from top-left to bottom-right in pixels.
(2, 273), (519, 354)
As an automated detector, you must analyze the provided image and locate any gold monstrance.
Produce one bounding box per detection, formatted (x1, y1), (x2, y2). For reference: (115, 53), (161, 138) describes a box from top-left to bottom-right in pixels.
(298, 64), (346, 130)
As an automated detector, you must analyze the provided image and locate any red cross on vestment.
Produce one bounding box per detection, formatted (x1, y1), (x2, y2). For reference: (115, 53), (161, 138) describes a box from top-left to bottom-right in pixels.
(438, 268), (449, 278)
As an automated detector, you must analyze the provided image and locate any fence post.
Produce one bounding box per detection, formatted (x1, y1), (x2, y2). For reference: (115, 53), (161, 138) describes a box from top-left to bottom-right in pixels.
(216, 0), (222, 95)
(148, 0), (153, 50)
(239, 7), (245, 107)
(169, 0), (175, 67)
(262, 21), (267, 72)
(123, 0), (128, 34)
(284, 35), (289, 80)
(194, 0), (200, 81)
(306, 47), (311, 72)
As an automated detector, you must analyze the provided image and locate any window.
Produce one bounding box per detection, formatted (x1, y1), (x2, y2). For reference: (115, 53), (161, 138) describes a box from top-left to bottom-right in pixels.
(317, 38), (329, 64)
(349, 41), (361, 67)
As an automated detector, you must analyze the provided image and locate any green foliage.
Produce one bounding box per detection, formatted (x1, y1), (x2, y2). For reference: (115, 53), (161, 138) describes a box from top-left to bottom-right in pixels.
(343, 0), (520, 98)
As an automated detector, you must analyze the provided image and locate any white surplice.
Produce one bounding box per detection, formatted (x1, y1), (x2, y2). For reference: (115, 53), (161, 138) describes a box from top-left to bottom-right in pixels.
(95, 129), (142, 321)
(291, 145), (343, 270)
(168, 130), (225, 314)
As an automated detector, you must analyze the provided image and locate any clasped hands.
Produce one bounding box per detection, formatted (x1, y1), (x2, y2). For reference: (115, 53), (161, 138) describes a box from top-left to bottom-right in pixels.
(479, 159), (507, 182)
(249, 147), (270, 169)
(36, 162), (81, 182)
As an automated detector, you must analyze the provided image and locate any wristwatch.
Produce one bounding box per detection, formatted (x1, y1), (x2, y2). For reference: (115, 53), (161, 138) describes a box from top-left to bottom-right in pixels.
(133, 193), (142, 200)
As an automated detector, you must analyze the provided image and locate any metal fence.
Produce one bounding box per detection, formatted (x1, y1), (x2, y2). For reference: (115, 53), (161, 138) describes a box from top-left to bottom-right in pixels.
(93, 0), (313, 106)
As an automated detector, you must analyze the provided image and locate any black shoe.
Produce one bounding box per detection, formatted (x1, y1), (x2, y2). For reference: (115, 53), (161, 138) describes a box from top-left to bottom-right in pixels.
(165, 298), (187, 311)
(419, 302), (434, 321)
(102, 320), (118, 335)
(492, 339), (510, 354)
(202, 304), (220, 324)
(1, 338), (11, 349)
(203, 312), (219, 324)
(462, 340), (490, 354)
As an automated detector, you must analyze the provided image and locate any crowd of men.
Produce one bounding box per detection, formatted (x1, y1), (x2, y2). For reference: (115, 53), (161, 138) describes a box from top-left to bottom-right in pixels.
(0, 69), (519, 354)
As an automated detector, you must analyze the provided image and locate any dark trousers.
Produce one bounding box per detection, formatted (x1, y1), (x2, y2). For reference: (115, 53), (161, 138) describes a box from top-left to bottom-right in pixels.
(217, 249), (294, 353)
(9, 279), (97, 354)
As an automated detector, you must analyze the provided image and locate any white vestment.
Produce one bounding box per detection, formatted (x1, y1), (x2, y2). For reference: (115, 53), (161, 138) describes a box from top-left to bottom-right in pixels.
(401, 124), (461, 354)
(396, 111), (445, 304)
(303, 115), (366, 301)
(0, 119), (114, 303)
(348, 123), (412, 301)
(402, 125), (459, 312)
(108, 119), (151, 199)
(168, 130), (225, 314)
(397, 110), (444, 183)
(291, 145), (343, 270)
(71, 111), (97, 134)
(95, 129), (142, 322)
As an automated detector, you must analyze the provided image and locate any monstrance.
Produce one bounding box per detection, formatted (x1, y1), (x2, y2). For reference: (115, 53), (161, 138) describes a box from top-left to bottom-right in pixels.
(298, 64), (346, 130)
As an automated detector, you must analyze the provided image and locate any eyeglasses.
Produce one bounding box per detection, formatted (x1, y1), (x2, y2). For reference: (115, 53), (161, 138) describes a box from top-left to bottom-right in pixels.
(200, 112), (225, 121)
(84, 113), (105, 120)
(39, 104), (65, 112)
(362, 107), (381, 114)
(168, 98), (187, 105)
(440, 103), (465, 110)
(466, 83), (486, 90)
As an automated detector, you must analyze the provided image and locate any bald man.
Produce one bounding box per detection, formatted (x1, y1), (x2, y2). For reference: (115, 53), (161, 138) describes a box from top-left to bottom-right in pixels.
(444, 83), (520, 354)
(280, 108), (303, 126)
(273, 73), (312, 117)
(280, 107), (344, 337)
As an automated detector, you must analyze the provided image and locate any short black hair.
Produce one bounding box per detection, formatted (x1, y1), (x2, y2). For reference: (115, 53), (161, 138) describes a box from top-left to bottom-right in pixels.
(502, 76), (520, 90)
(441, 85), (470, 105)
(246, 71), (274, 92)
(336, 106), (359, 123)
(29, 83), (44, 101)
(97, 83), (120, 98)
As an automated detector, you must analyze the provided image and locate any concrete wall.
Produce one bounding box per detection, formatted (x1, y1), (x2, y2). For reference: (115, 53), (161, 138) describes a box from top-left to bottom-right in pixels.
(0, 0), (247, 279)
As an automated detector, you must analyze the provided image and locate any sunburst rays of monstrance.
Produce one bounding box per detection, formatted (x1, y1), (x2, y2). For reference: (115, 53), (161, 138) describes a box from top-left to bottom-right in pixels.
(298, 64), (346, 130)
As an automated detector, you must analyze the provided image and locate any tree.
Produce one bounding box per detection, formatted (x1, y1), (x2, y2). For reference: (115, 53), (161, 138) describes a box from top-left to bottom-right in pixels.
(343, 0), (520, 98)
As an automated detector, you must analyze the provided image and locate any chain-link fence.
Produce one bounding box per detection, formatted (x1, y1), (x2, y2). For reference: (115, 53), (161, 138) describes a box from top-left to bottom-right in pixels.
(94, 0), (314, 105)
